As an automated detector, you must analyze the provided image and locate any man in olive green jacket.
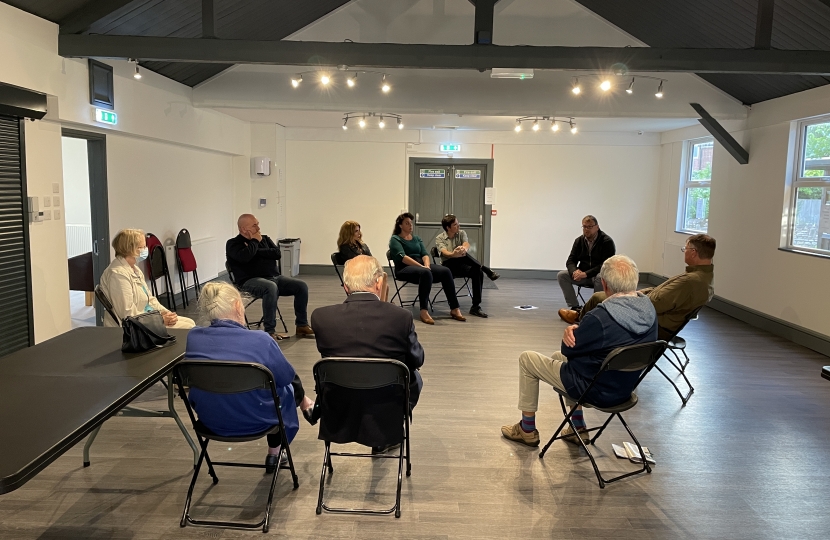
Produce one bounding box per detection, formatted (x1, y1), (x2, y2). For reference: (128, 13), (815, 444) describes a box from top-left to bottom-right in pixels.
(558, 234), (715, 341)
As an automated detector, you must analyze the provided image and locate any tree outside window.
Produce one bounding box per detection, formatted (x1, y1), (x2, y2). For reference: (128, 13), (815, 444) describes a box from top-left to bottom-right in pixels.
(679, 138), (713, 233)
(788, 118), (830, 253)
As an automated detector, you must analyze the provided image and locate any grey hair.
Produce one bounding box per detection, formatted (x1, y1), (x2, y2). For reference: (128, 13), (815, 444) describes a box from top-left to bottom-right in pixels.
(583, 215), (598, 226)
(197, 282), (244, 325)
(343, 255), (384, 293)
(599, 254), (639, 295)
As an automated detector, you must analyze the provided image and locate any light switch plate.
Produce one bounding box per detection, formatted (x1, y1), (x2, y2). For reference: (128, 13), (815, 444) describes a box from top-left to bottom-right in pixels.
(42, 209), (51, 220)
(52, 182), (60, 193)
(43, 197), (51, 207)
(53, 209), (61, 220)
(53, 196), (60, 207)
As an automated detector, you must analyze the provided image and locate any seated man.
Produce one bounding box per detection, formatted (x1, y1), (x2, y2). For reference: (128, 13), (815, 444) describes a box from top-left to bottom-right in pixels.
(310, 255), (425, 451)
(502, 255), (657, 447)
(226, 214), (314, 341)
(558, 234), (715, 340)
(556, 215), (615, 310)
(435, 213), (499, 319)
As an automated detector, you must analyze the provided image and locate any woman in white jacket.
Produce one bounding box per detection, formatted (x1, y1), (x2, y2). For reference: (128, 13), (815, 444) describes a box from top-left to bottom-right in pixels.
(99, 228), (195, 329)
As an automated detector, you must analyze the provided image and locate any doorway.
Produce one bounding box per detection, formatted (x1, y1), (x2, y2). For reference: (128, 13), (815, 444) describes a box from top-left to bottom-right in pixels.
(61, 129), (110, 326)
(408, 158), (494, 264)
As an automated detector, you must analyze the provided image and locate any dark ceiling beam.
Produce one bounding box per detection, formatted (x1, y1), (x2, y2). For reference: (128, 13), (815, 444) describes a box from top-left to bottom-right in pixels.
(691, 103), (749, 165)
(472, 0), (500, 45)
(202, 0), (216, 39)
(754, 0), (775, 50)
(57, 35), (830, 75)
(59, 0), (137, 35)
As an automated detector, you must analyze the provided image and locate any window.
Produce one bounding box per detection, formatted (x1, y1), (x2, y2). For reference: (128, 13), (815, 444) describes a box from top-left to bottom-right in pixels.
(678, 137), (713, 233)
(786, 116), (830, 254)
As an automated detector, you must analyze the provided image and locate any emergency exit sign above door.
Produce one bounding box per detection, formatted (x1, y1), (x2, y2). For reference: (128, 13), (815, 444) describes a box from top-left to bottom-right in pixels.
(439, 144), (461, 153)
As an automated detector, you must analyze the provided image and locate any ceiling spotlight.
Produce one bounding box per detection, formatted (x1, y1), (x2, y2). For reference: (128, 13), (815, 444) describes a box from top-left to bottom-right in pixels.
(397, 118), (404, 129)
(358, 116), (366, 128)
(626, 78), (634, 94)
(551, 121), (560, 132)
(571, 78), (581, 95)
(514, 121), (522, 132)
(132, 60), (142, 80)
(342, 119), (348, 130)
(599, 79), (612, 92)
(378, 116), (386, 129)
(291, 75), (302, 88)
(347, 73), (357, 87)
(381, 74), (391, 93)
(655, 80), (664, 98)
(569, 120), (578, 134)
(320, 74), (331, 85)
(532, 119), (540, 131)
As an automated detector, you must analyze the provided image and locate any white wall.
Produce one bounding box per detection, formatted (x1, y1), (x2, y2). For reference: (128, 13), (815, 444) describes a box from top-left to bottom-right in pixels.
(61, 137), (91, 226)
(655, 85), (830, 336)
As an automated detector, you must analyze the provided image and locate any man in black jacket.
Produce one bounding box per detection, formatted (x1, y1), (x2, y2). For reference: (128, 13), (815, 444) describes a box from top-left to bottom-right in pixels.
(310, 256), (425, 452)
(226, 214), (314, 340)
(557, 215), (615, 310)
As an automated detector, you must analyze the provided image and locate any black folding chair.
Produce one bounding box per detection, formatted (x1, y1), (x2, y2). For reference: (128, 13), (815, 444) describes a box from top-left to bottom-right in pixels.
(331, 253), (347, 297)
(653, 306), (704, 406)
(428, 246), (473, 305)
(386, 250), (435, 311)
(173, 360), (299, 533)
(313, 357), (411, 518)
(93, 284), (120, 326)
(539, 341), (668, 489)
(175, 229), (201, 308)
(225, 262), (287, 333)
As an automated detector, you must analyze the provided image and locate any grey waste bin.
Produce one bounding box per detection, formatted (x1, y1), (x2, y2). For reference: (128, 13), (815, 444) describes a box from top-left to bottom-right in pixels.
(278, 238), (301, 277)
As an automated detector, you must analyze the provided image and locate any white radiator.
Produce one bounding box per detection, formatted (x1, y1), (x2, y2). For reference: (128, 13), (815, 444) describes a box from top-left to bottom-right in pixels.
(163, 236), (219, 294)
(66, 224), (92, 258)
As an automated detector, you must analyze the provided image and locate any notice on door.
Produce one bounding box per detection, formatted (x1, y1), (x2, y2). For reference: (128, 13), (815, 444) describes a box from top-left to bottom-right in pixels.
(420, 169), (445, 178)
(484, 187), (496, 205)
(455, 169), (481, 179)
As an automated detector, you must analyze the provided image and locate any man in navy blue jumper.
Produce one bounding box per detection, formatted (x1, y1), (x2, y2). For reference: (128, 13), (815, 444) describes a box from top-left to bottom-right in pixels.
(502, 255), (657, 447)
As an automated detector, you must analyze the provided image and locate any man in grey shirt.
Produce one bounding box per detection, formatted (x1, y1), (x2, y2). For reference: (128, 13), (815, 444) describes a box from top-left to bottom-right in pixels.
(434, 214), (499, 318)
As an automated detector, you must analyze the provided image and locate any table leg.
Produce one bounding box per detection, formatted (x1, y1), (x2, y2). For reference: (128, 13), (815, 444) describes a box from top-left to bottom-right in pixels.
(83, 425), (102, 467)
(167, 373), (199, 466)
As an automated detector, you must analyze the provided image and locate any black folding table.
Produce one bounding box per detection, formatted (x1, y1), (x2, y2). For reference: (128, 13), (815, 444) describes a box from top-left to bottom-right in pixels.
(0, 327), (197, 495)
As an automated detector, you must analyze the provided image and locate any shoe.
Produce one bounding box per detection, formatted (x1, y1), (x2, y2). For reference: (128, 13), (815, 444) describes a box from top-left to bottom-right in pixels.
(450, 310), (466, 322)
(420, 312), (435, 325)
(296, 325), (315, 338)
(371, 443), (401, 455)
(501, 422), (540, 447)
(558, 309), (579, 324)
(469, 306), (489, 318)
(268, 331), (287, 341)
(302, 405), (320, 426)
(265, 453), (279, 474)
(560, 425), (590, 444)
(487, 271), (500, 281)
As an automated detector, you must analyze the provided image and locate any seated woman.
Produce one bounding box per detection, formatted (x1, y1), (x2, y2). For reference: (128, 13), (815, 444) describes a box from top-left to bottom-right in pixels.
(337, 220), (388, 302)
(185, 282), (315, 472)
(99, 229), (195, 329)
(388, 212), (465, 325)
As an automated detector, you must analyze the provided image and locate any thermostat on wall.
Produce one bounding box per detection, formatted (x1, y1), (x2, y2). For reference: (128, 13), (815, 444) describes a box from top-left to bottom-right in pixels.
(259, 198), (267, 208)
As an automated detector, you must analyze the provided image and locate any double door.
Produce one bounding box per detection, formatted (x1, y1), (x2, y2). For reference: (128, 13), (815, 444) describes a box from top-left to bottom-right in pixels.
(411, 163), (488, 263)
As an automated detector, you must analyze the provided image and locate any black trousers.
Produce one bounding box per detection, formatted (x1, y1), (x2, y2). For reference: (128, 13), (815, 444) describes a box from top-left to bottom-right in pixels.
(442, 255), (484, 307)
(266, 374), (305, 448)
(396, 264), (459, 311)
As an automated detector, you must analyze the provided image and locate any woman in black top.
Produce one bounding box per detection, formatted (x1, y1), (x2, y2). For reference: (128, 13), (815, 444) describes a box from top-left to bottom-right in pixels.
(336, 220), (388, 302)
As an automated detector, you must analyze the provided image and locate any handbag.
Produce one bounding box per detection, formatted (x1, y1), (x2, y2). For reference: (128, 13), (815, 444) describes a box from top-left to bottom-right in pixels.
(121, 310), (177, 353)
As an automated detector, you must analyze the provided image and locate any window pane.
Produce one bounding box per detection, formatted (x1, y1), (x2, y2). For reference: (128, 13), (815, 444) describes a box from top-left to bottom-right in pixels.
(690, 140), (713, 182)
(803, 122), (830, 178)
(683, 186), (709, 232)
(792, 187), (830, 250)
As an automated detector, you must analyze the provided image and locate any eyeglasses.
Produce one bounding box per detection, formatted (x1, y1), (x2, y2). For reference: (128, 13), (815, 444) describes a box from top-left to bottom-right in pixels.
(680, 246), (696, 253)
(582, 224), (597, 229)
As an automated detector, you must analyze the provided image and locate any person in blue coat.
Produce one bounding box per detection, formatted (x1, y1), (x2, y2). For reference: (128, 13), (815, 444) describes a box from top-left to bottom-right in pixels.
(185, 282), (315, 472)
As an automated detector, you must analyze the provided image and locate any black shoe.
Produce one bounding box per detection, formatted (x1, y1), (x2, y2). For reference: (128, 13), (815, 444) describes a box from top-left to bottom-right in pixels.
(483, 267), (500, 281)
(302, 405), (320, 426)
(265, 454), (279, 474)
(469, 306), (489, 318)
(371, 443), (401, 455)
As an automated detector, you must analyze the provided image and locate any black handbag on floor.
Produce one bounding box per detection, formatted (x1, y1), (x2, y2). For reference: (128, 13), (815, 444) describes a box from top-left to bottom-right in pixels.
(121, 310), (177, 353)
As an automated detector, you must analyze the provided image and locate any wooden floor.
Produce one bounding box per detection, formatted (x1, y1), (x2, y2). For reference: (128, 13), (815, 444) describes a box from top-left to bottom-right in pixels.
(3, 275), (830, 539)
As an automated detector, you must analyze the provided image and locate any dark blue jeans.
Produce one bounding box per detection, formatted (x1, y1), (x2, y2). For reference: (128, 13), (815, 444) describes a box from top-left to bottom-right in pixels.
(396, 264), (459, 311)
(241, 275), (309, 332)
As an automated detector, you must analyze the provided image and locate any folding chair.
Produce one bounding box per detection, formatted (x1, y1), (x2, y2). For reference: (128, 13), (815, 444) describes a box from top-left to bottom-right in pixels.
(225, 262), (287, 333)
(175, 229), (201, 308)
(539, 341), (668, 489)
(429, 246), (473, 305)
(93, 284), (120, 326)
(313, 357), (411, 518)
(386, 250), (434, 310)
(331, 253), (347, 297)
(174, 360), (299, 533)
(145, 232), (176, 310)
(653, 306), (703, 406)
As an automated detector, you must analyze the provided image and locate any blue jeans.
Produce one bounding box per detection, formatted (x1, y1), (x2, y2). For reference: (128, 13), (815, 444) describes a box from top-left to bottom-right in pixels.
(396, 264), (459, 311)
(241, 275), (309, 332)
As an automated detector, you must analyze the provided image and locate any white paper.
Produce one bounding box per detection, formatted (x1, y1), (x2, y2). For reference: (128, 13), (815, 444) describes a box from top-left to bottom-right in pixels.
(484, 187), (496, 205)
(514, 305), (538, 310)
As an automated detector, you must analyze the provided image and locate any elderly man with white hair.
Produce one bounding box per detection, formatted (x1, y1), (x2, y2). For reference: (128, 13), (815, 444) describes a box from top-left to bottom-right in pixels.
(501, 255), (657, 448)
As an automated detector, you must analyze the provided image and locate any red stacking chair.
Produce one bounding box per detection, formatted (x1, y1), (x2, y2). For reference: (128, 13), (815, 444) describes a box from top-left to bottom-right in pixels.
(175, 228), (201, 308)
(145, 232), (176, 310)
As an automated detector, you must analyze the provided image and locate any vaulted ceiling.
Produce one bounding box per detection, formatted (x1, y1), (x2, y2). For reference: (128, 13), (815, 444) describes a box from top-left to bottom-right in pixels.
(5, 0), (830, 104)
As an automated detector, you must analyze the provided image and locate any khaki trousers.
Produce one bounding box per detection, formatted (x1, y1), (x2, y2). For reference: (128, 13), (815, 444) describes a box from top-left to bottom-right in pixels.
(517, 351), (576, 412)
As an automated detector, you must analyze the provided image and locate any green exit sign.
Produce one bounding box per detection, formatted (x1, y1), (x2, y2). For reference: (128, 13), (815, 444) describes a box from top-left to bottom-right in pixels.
(439, 144), (461, 153)
(95, 108), (118, 125)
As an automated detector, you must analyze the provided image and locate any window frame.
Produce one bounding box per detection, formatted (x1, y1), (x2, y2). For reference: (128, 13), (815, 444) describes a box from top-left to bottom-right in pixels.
(676, 136), (714, 234)
(784, 114), (830, 256)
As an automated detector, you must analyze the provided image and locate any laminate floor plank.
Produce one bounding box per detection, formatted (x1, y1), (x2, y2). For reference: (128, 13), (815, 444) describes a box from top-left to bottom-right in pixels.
(2, 276), (830, 539)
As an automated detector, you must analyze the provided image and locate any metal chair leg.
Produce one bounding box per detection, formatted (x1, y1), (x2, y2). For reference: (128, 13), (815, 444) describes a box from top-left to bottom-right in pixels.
(655, 355), (695, 405)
